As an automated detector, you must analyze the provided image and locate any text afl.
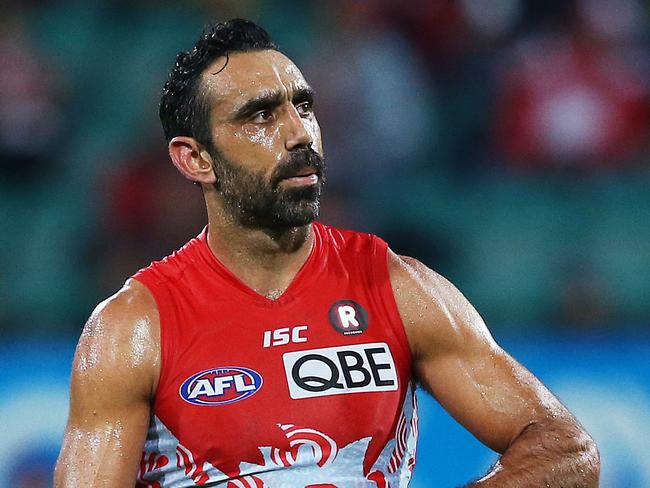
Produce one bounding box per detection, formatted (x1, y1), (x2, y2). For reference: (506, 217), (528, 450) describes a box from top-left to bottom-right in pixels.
(179, 366), (263, 406)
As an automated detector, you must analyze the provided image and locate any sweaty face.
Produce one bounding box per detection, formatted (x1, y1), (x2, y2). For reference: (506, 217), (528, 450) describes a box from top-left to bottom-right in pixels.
(208, 143), (325, 228)
(202, 50), (326, 229)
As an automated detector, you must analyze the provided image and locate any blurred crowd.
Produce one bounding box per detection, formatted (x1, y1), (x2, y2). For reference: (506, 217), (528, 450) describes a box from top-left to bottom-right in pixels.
(1, 0), (649, 339)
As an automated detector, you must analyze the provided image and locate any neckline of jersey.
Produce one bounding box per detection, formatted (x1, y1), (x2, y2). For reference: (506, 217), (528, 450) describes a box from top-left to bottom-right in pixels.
(193, 222), (325, 307)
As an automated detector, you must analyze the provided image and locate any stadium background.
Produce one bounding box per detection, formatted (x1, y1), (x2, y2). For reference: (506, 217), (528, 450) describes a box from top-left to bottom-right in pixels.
(1, 0), (649, 486)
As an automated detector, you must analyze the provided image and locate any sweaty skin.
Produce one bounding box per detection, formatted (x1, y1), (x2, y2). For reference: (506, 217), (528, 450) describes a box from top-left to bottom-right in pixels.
(389, 252), (600, 487)
(55, 280), (160, 486)
(198, 50), (324, 297)
(54, 49), (599, 486)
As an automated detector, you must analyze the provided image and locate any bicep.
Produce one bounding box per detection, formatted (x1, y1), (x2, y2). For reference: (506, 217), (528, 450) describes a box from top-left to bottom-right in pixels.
(391, 254), (566, 453)
(55, 287), (159, 486)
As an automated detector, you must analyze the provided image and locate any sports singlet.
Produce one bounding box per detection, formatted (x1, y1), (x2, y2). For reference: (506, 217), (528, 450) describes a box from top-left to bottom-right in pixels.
(133, 222), (418, 488)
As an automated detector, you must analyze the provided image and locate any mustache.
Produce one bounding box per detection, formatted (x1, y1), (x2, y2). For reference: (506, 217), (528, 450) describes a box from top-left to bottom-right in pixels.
(271, 148), (325, 187)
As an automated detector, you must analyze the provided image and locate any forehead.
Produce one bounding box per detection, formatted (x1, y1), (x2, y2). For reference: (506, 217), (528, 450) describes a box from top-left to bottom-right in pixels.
(201, 50), (308, 113)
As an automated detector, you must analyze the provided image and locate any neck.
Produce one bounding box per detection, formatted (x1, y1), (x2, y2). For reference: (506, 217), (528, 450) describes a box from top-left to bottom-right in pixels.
(204, 192), (315, 299)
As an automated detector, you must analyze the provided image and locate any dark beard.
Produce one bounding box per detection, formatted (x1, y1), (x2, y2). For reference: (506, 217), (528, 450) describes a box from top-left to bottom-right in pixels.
(208, 145), (326, 229)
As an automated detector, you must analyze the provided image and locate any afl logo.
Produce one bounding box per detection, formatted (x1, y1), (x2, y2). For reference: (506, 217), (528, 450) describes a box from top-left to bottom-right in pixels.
(329, 300), (368, 336)
(179, 366), (263, 406)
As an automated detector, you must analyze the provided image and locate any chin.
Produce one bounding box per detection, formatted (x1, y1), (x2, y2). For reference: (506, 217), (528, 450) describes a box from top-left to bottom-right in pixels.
(271, 201), (320, 228)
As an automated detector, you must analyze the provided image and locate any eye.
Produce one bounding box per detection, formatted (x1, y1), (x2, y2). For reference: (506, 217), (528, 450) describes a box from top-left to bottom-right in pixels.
(295, 101), (314, 117)
(251, 110), (274, 124)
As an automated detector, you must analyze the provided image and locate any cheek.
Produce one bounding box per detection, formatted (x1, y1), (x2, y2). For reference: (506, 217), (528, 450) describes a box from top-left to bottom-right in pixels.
(226, 126), (284, 162)
(241, 126), (280, 149)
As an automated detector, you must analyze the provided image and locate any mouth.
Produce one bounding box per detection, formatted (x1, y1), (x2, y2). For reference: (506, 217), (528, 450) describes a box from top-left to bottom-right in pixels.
(278, 167), (320, 187)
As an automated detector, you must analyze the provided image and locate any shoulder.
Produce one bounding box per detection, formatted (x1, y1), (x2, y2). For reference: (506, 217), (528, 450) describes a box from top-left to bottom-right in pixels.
(387, 251), (458, 304)
(386, 249), (497, 361)
(315, 221), (384, 255)
(87, 278), (159, 326)
(73, 279), (161, 399)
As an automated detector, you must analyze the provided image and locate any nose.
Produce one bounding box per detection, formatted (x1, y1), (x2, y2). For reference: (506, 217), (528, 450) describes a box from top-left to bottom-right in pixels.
(283, 105), (313, 151)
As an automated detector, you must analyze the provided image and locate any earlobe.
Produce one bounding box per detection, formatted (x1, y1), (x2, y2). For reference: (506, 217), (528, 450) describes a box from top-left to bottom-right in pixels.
(168, 136), (216, 184)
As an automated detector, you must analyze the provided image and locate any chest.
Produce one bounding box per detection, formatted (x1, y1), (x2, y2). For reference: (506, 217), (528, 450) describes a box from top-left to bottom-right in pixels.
(152, 289), (410, 477)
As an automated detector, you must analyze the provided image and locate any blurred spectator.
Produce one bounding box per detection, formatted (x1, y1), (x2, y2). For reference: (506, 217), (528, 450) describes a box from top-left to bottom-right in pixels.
(377, 0), (524, 174)
(0, 12), (63, 182)
(304, 1), (437, 207)
(93, 142), (206, 295)
(384, 0), (471, 83)
(0, 0), (648, 336)
(460, 0), (523, 42)
(492, 0), (650, 171)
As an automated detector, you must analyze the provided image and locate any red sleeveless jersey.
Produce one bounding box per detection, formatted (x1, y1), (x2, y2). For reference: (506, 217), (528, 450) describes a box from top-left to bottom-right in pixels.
(133, 222), (418, 488)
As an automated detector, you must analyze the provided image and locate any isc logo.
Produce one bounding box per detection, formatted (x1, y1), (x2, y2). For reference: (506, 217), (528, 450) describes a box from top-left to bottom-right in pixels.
(263, 325), (308, 348)
(179, 366), (263, 406)
(283, 342), (398, 399)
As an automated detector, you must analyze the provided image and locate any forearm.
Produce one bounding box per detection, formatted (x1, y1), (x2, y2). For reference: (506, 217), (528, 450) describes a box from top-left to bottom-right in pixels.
(54, 422), (144, 487)
(466, 419), (600, 488)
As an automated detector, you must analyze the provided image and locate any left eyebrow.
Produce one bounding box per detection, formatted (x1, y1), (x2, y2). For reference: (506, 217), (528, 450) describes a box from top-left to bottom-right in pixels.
(231, 86), (315, 121)
(292, 86), (315, 106)
(232, 90), (284, 120)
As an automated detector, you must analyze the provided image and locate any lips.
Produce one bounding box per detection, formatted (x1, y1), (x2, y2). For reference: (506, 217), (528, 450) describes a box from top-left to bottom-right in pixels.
(277, 164), (319, 181)
(279, 170), (319, 187)
(288, 167), (318, 178)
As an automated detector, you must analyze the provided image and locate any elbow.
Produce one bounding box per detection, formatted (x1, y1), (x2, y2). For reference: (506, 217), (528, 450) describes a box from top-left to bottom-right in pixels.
(585, 434), (601, 485)
(534, 418), (601, 486)
(575, 428), (600, 487)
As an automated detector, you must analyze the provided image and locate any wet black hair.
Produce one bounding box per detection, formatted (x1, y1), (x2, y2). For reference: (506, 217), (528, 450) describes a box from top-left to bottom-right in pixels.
(159, 19), (278, 146)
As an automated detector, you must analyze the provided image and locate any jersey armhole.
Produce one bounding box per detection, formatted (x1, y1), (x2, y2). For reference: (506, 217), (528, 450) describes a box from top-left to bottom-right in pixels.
(131, 274), (172, 404)
(370, 236), (414, 368)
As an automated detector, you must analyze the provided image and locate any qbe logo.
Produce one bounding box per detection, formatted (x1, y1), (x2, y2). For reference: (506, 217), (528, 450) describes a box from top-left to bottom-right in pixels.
(179, 366), (263, 406)
(283, 342), (398, 399)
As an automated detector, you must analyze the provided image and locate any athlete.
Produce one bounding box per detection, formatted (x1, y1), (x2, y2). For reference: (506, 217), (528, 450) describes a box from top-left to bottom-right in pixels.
(54, 19), (599, 487)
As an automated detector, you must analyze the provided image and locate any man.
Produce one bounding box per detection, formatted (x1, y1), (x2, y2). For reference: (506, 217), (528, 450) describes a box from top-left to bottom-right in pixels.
(54, 19), (599, 487)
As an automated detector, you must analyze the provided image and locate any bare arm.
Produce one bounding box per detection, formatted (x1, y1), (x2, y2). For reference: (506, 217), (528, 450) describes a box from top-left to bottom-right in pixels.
(388, 251), (599, 487)
(54, 279), (161, 487)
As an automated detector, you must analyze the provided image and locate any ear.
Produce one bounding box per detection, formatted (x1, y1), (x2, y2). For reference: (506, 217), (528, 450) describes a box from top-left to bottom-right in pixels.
(168, 136), (217, 185)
